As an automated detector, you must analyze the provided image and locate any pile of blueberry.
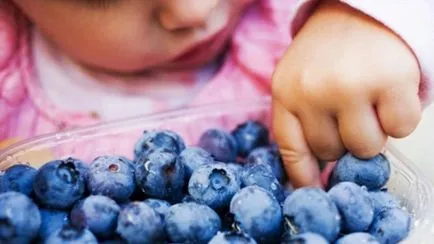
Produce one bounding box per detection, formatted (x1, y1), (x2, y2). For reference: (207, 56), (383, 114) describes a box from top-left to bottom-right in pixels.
(0, 121), (412, 244)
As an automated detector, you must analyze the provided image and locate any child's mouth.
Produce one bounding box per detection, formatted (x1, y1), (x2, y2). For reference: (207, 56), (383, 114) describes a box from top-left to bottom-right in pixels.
(173, 28), (230, 64)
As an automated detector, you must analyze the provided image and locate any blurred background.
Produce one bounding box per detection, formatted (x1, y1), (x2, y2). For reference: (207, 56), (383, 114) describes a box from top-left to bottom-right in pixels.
(391, 105), (434, 183)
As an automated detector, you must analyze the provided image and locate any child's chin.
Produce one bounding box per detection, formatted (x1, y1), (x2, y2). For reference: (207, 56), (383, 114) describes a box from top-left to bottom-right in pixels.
(167, 60), (216, 70)
(78, 51), (223, 77)
(168, 53), (226, 70)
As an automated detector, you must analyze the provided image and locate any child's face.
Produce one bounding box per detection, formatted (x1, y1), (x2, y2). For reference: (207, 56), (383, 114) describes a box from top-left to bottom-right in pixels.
(13, 0), (253, 74)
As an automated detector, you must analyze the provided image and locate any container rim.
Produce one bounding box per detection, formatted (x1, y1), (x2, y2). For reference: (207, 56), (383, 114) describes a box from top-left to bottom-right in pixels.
(1, 95), (432, 187)
(0, 96), (430, 177)
(2, 95), (433, 184)
(0, 97), (272, 159)
(1, 95), (434, 242)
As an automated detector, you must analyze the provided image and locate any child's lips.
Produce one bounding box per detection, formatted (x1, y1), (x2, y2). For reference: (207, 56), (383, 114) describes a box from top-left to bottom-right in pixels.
(173, 29), (229, 63)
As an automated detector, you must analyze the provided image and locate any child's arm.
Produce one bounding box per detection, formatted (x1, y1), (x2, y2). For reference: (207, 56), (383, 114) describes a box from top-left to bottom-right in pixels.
(272, 0), (432, 188)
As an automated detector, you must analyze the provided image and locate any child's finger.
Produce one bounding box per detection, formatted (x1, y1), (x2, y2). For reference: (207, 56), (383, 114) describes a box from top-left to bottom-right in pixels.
(298, 108), (345, 162)
(377, 89), (421, 139)
(338, 105), (387, 159)
(272, 99), (322, 188)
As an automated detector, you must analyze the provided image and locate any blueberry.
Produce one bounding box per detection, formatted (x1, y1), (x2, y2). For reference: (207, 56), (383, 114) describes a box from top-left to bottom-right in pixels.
(0, 191), (41, 243)
(181, 194), (197, 203)
(369, 208), (411, 244)
(63, 157), (90, 179)
(134, 130), (186, 159)
(221, 212), (236, 231)
(188, 163), (241, 210)
(328, 182), (374, 232)
(369, 191), (401, 216)
(227, 163), (243, 175)
(241, 164), (285, 202)
(118, 201), (132, 210)
(39, 208), (69, 241)
(283, 232), (329, 244)
(336, 232), (379, 244)
(143, 198), (171, 217)
(198, 129), (238, 162)
(129, 185), (147, 201)
(329, 153), (391, 191)
(33, 160), (86, 209)
(86, 156), (135, 202)
(99, 235), (127, 244)
(165, 202), (221, 243)
(227, 163), (244, 185)
(71, 195), (120, 238)
(283, 183), (293, 199)
(62, 157), (90, 196)
(45, 225), (98, 244)
(209, 231), (257, 244)
(162, 130), (187, 151)
(230, 186), (282, 243)
(246, 147), (285, 183)
(231, 121), (269, 157)
(283, 188), (341, 242)
(135, 151), (185, 202)
(177, 147), (214, 180)
(0, 192), (41, 243)
(269, 143), (279, 154)
(116, 202), (166, 244)
(0, 164), (37, 196)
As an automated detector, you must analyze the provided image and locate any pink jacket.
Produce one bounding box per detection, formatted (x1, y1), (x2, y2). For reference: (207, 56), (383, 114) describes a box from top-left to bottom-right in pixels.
(1, 0), (433, 144)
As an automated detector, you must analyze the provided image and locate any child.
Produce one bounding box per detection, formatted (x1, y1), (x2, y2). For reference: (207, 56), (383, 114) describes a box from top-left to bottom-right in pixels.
(0, 0), (432, 188)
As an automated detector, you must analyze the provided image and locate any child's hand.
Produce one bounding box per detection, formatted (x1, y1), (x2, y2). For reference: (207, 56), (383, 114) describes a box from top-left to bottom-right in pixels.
(272, 0), (421, 188)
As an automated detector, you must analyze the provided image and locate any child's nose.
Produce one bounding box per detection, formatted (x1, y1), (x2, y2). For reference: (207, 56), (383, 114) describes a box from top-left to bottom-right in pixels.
(159, 0), (218, 31)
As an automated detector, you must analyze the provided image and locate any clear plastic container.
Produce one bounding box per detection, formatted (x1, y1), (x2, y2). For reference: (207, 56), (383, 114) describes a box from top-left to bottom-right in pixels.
(1, 97), (433, 243)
